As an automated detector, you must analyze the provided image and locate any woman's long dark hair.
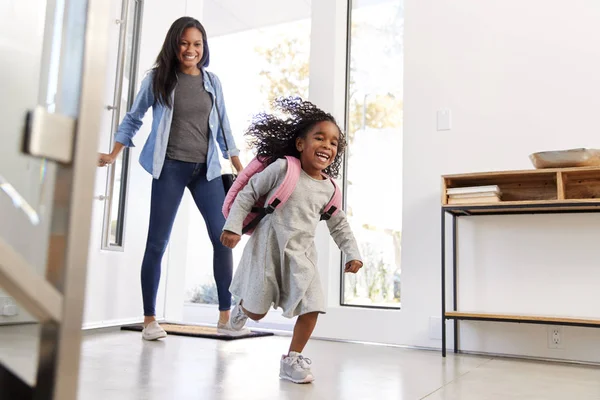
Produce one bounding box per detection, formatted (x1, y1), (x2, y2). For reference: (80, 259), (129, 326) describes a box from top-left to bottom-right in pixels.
(246, 97), (347, 178)
(152, 17), (210, 107)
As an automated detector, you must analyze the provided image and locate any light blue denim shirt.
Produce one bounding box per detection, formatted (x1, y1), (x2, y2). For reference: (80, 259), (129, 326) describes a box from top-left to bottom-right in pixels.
(114, 69), (240, 181)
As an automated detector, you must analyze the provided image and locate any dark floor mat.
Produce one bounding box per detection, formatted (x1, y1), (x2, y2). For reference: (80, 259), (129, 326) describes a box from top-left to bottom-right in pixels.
(120, 322), (274, 340)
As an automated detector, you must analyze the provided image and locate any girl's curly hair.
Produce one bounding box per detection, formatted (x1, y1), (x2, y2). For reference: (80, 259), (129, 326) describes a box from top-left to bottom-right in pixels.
(245, 97), (347, 178)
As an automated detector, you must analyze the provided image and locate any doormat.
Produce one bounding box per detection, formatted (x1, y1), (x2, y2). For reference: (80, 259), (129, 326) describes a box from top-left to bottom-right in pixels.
(120, 323), (274, 341)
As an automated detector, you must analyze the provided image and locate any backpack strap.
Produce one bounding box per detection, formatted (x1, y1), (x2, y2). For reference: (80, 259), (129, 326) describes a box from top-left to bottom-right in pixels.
(320, 176), (342, 221)
(240, 156), (301, 234)
(264, 156), (301, 214)
(222, 157), (266, 219)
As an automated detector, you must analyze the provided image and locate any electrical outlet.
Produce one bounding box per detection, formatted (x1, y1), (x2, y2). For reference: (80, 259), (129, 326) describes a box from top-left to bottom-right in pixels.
(548, 326), (564, 349)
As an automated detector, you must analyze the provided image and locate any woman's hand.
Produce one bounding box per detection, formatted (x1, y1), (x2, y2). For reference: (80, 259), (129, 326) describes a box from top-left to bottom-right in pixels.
(220, 230), (241, 249)
(98, 153), (116, 167)
(98, 143), (124, 167)
(231, 156), (244, 174)
(344, 260), (363, 274)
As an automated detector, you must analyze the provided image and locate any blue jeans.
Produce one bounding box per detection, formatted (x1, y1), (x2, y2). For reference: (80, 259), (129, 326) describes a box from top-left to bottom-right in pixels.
(141, 159), (233, 316)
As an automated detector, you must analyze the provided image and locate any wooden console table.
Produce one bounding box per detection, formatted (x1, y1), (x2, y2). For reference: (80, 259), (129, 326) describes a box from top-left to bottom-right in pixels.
(441, 166), (600, 357)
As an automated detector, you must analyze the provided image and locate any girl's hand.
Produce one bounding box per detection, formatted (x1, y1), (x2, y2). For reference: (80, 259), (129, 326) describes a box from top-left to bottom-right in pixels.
(98, 153), (116, 167)
(220, 230), (241, 249)
(344, 260), (363, 274)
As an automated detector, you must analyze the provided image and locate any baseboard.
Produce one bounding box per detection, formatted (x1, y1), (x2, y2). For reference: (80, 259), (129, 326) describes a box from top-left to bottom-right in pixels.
(82, 317), (161, 330)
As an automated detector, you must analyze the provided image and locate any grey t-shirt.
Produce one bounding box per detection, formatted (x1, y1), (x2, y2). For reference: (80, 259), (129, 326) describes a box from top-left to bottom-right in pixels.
(166, 72), (212, 163)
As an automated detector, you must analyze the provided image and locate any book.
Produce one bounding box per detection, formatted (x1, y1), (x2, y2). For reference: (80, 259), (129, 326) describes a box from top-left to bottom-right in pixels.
(446, 185), (501, 196)
(447, 194), (501, 204)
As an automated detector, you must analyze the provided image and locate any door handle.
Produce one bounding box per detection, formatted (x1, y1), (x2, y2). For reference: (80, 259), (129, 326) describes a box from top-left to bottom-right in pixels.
(22, 106), (76, 164)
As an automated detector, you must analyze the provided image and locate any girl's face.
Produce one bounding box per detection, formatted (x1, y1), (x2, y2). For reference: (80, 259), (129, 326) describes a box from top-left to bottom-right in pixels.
(296, 121), (340, 179)
(178, 27), (203, 73)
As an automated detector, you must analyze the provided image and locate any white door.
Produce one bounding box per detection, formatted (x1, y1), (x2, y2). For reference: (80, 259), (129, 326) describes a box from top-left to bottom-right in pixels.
(0, 0), (109, 398)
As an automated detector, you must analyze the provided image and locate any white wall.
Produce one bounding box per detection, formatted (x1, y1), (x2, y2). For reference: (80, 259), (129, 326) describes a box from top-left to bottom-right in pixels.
(401, 0), (600, 361)
(310, 0), (600, 365)
(83, 0), (203, 328)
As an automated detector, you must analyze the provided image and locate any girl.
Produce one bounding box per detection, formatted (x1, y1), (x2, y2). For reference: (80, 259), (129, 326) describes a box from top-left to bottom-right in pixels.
(98, 17), (243, 340)
(220, 97), (363, 384)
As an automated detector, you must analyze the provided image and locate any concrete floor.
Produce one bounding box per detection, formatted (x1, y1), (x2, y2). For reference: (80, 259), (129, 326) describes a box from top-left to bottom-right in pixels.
(2, 324), (600, 399)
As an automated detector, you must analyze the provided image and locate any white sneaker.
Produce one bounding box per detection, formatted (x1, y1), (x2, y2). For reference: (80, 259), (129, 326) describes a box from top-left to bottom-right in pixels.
(142, 321), (167, 341)
(217, 321), (251, 336)
(229, 302), (249, 331)
(279, 352), (314, 384)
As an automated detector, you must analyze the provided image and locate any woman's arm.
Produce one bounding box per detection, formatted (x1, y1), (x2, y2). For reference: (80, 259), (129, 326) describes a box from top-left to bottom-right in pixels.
(98, 72), (155, 166)
(230, 156), (243, 173)
(208, 72), (241, 163)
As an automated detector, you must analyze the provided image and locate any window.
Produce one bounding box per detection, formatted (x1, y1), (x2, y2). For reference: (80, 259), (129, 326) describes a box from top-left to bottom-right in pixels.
(102, 0), (143, 249)
(184, 2), (312, 305)
(342, 0), (404, 308)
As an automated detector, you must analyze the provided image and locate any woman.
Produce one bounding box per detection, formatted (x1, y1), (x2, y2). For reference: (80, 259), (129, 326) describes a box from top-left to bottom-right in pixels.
(98, 17), (244, 340)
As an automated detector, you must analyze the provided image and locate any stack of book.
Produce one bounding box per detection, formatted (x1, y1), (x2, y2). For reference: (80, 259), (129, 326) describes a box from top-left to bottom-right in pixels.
(446, 185), (502, 204)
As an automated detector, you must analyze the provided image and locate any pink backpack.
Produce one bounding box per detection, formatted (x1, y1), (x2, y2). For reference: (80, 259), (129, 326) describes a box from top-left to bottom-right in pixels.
(222, 156), (342, 235)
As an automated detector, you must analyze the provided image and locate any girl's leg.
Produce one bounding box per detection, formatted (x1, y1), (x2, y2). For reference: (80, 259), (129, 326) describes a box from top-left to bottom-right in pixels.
(280, 312), (320, 384)
(188, 164), (233, 324)
(141, 160), (189, 325)
(242, 307), (267, 322)
(289, 312), (319, 354)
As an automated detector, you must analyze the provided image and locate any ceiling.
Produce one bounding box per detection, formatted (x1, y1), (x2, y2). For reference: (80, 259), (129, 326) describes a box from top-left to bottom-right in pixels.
(202, 0), (312, 38)
(201, 0), (395, 38)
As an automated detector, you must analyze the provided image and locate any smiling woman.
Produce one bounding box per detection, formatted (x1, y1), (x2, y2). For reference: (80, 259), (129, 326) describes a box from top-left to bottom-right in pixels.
(96, 16), (245, 340)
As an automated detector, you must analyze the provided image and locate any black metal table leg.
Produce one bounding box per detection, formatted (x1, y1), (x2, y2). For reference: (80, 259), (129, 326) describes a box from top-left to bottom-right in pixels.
(441, 208), (446, 357)
(453, 215), (458, 353)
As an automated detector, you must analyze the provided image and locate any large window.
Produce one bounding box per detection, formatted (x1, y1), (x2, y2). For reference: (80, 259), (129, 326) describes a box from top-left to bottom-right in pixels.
(184, 4), (312, 306)
(342, 0), (404, 308)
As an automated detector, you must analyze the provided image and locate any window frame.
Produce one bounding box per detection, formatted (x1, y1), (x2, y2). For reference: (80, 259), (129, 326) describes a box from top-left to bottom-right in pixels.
(339, 0), (403, 310)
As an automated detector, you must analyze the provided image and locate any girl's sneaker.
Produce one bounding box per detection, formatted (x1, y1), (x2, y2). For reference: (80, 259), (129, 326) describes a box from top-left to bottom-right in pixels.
(142, 321), (167, 341)
(229, 302), (249, 331)
(217, 321), (251, 336)
(279, 352), (314, 384)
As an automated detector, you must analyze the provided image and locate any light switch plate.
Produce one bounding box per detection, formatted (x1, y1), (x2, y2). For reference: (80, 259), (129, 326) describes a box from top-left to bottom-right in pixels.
(437, 109), (452, 131)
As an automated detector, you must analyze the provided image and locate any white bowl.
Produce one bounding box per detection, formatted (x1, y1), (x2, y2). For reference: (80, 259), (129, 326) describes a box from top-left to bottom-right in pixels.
(529, 148), (600, 169)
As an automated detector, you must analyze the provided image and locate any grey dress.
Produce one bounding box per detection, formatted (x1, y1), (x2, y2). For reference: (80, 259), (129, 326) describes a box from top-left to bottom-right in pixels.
(224, 158), (362, 318)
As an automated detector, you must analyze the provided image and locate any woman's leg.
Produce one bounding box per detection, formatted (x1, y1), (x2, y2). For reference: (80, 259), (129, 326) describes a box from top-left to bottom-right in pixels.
(141, 160), (189, 325)
(289, 312), (319, 354)
(188, 164), (233, 323)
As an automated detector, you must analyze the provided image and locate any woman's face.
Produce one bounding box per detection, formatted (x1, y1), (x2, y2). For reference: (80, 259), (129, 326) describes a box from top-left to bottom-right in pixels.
(178, 27), (203, 72)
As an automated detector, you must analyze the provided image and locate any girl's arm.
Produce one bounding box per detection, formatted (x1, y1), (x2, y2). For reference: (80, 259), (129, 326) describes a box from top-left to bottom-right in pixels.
(223, 158), (287, 235)
(326, 210), (363, 265)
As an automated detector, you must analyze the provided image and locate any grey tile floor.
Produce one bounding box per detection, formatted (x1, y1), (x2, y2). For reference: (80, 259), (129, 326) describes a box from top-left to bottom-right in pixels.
(1, 324), (600, 399)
